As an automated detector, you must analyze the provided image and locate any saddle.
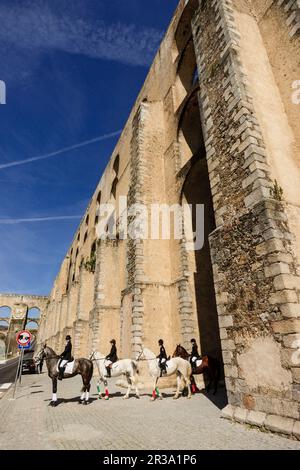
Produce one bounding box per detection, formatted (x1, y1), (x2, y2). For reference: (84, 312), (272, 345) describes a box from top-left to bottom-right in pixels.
(56, 358), (75, 375)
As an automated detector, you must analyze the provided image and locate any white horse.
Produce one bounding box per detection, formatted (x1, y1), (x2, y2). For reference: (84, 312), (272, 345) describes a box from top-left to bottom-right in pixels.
(138, 347), (192, 400)
(91, 350), (140, 400)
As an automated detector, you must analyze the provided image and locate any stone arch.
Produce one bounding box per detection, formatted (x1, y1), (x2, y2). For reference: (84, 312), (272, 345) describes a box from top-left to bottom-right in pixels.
(177, 88), (203, 168)
(0, 331), (5, 359)
(180, 159), (222, 364)
(177, 38), (198, 93)
(27, 307), (41, 320)
(174, 0), (199, 55)
(0, 306), (11, 319)
(111, 177), (118, 200)
(113, 154), (120, 175)
(25, 319), (39, 331)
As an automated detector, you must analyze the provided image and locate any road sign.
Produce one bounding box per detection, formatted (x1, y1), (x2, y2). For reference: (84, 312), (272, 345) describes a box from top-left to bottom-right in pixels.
(18, 343), (30, 349)
(16, 330), (32, 348)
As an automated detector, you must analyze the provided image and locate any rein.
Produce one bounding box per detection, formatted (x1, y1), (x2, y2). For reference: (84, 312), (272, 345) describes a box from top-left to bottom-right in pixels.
(89, 351), (107, 361)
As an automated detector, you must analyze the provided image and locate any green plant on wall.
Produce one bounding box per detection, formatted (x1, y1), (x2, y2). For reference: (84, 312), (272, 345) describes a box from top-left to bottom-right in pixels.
(271, 180), (284, 201)
(84, 254), (96, 273)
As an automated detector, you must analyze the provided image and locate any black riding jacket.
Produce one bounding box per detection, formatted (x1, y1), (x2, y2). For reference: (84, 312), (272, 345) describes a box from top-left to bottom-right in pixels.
(191, 343), (200, 358)
(106, 344), (118, 363)
(60, 341), (72, 361)
(157, 345), (167, 360)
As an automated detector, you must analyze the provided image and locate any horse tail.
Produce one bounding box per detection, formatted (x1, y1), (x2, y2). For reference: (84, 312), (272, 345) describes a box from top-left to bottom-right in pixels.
(88, 359), (94, 382)
(132, 360), (139, 375)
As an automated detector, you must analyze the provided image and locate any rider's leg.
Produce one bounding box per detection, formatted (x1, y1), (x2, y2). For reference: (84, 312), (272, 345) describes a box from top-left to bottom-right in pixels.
(58, 359), (67, 380)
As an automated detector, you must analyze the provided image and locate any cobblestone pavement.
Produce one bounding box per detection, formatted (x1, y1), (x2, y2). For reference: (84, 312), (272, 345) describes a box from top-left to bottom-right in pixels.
(0, 372), (299, 450)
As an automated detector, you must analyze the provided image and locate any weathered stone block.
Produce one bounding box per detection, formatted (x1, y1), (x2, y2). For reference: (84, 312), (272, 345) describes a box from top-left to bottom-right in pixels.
(272, 320), (300, 334)
(291, 368), (300, 384)
(281, 303), (300, 319)
(219, 315), (234, 328)
(244, 186), (270, 208)
(265, 415), (294, 435)
(221, 404), (235, 420)
(293, 420), (300, 440)
(220, 328), (228, 340)
(234, 407), (248, 423)
(224, 365), (238, 378)
(274, 274), (298, 291)
(265, 263), (290, 278)
(246, 410), (266, 427)
(222, 350), (233, 364)
(269, 290), (298, 305)
(221, 339), (235, 350)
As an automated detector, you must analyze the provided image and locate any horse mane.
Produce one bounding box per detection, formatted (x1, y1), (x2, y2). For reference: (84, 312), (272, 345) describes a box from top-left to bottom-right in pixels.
(177, 344), (189, 354)
(45, 346), (59, 357)
(142, 347), (155, 359)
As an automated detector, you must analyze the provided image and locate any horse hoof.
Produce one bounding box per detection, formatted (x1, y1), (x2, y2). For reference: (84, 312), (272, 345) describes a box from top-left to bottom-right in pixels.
(51, 401), (58, 407)
(173, 396), (179, 400)
(123, 396), (129, 400)
(136, 395), (140, 399)
(98, 395), (102, 400)
(104, 396), (109, 401)
(150, 397), (155, 402)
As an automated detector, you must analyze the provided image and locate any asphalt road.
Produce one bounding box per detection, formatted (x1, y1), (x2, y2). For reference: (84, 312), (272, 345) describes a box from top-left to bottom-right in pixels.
(0, 357), (18, 386)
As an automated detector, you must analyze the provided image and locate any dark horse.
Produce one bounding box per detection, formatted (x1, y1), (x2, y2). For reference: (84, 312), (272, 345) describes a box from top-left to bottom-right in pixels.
(37, 345), (93, 406)
(173, 345), (220, 395)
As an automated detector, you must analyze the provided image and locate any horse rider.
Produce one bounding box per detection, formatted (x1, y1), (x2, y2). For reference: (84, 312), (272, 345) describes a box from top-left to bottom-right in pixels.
(58, 335), (73, 380)
(190, 338), (201, 373)
(105, 339), (118, 377)
(157, 339), (168, 376)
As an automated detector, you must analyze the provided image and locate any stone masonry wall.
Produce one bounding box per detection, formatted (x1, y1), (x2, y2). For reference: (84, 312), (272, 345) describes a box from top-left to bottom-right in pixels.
(191, 0), (300, 437)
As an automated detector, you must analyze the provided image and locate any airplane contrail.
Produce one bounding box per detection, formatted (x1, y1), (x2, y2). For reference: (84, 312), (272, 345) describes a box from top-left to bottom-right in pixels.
(0, 130), (122, 170)
(0, 215), (82, 224)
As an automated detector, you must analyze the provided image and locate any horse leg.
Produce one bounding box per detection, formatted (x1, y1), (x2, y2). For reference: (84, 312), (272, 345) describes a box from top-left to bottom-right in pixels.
(191, 375), (197, 394)
(103, 379), (109, 400)
(123, 373), (132, 400)
(132, 373), (140, 399)
(185, 374), (192, 399)
(97, 379), (102, 399)
(84, 380), (91, 404)
(173, 372), (181, 400)
(150, 378), (158, 401)
(51, 378), (58, 406)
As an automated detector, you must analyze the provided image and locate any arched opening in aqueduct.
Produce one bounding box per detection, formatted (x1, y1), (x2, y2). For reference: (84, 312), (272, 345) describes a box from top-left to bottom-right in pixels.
(175, 1), (223, 364)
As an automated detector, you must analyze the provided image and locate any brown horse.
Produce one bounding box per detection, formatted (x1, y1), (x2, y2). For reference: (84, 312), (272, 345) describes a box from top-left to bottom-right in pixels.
(173, 344), (220, 395)
(36, 346), (94, 406)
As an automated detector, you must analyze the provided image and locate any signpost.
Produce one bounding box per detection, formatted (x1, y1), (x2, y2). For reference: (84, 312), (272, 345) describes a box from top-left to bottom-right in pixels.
(12, 330), (32, 399)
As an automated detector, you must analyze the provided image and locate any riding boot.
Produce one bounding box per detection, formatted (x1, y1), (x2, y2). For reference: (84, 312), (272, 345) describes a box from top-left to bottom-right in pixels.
(106, 366), (111, 378)
(58, 369), (64, 381)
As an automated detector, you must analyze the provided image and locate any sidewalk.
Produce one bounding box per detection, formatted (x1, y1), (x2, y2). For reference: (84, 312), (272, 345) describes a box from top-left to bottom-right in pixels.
(0, 372), (299, 450)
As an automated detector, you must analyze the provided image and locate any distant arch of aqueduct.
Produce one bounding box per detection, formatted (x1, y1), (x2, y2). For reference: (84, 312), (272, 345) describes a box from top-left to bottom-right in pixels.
(0, 294), (48, 358)
(4, 0), (300, 437)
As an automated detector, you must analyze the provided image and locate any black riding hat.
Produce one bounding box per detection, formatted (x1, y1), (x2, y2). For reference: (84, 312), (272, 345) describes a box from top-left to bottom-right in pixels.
(66, 335), (71, 340)
(158, 339), (164, 345)
(191, 338), (196, 343)
(110, 339), (116, 344)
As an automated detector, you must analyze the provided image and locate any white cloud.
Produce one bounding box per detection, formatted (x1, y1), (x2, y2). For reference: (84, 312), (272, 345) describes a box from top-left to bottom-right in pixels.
(0, 3), (163, 67)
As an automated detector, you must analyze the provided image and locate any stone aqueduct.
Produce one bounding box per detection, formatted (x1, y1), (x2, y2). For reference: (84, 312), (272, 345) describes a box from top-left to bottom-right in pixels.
(0, 294), (48, 357)
(2, 0), (300, 436)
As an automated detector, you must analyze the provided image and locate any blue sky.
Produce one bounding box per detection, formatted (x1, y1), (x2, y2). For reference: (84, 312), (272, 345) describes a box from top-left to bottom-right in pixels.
(0, 0), (178, 295)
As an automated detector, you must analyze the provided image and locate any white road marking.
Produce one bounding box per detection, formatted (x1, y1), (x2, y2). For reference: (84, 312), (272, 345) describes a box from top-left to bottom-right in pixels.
(0, 383), (12, 390)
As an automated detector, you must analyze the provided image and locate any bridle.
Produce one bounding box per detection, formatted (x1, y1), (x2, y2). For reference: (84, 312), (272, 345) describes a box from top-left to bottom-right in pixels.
(136, 348), (158, 362)
(89, 351), (106, 361)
